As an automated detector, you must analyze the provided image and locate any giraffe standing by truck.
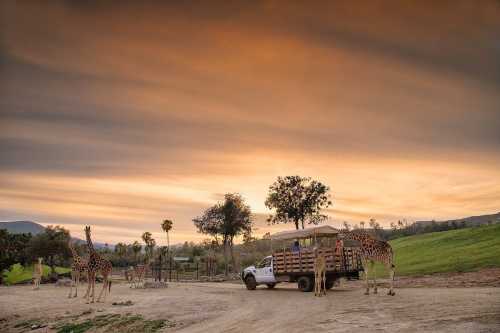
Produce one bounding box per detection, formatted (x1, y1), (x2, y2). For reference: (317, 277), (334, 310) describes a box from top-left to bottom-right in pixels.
(339, 230), (396, 296)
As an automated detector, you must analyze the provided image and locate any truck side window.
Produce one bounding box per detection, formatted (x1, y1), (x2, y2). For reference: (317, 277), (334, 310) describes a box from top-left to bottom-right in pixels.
(258, 257), (271, 268)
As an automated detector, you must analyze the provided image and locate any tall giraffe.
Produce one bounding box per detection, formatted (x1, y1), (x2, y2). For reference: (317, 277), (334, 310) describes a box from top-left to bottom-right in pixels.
(67, 240), (88, 298)
(340, 230), (396, 296)
(84, 226), (112, 303)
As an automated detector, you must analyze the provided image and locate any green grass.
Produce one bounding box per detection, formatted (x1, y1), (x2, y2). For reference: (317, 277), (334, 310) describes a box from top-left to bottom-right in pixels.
(2, 263), (71, 285)
(55, 314), (170, 333)
(372, 224), (500, 277)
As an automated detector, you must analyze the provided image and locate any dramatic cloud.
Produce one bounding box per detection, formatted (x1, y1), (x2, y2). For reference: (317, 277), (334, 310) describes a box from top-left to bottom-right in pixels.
(1, 1), (500, 243)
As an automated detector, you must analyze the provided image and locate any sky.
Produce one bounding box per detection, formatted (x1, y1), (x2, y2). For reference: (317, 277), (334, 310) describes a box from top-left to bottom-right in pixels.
(1, 1), (500, 245)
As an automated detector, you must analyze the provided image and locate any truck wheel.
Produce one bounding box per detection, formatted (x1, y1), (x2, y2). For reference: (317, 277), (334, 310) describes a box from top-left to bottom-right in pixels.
(245, 275), (257, 290)
(325, 278), (335, 290)
(266, 283), (276, 289)
(297, 276), (314, 292)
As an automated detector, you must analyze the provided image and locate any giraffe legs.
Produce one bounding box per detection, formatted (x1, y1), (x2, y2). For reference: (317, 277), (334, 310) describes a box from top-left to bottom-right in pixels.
(74, 272), (80, 297)
(387, 263), (396, 296)
(97, 273), (108, 302)
(362, 259), (370, 295)
(68, 270), (75, 298)
(370, 261), (377, 294)
(86, 271), (96, 304)
(321, 270), (326, 296)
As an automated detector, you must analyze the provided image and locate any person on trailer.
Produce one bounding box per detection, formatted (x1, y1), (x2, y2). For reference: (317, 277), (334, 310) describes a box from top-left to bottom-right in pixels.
(291, 240), (300, 252)
(335, 238), (343, 254)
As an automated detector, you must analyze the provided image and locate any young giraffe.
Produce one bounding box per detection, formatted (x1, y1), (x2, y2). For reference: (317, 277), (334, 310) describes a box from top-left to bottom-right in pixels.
(68, 240), (88, 298)
(131, 263), (150, 288)
(314, 253), (327, 297)
(84, 226), (112, 303)
(32, 257), (43, 290)
(340, 230), (396, 296)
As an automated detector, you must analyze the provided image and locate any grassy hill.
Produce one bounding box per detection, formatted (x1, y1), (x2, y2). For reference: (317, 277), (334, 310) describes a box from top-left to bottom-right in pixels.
(375, 224), (500, 277)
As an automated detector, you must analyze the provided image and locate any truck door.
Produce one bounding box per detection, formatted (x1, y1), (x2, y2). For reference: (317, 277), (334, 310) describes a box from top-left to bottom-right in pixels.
(255, 257), (276, 284)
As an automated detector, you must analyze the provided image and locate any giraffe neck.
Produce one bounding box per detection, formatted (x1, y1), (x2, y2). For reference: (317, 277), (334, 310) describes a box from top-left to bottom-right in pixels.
(68, 241), (79, 258)
(85, 231), (96, 254)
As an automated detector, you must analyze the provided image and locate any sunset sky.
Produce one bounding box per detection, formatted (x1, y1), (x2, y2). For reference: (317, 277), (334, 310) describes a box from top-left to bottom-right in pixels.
(1, 1), (500, 245)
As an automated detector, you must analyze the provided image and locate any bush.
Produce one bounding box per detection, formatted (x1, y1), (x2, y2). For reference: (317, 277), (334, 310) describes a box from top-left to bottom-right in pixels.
(2, 263), (71, 285)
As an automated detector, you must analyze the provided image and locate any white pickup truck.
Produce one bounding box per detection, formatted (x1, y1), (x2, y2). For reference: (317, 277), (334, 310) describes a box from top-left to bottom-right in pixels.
(241, 256), (277, 290)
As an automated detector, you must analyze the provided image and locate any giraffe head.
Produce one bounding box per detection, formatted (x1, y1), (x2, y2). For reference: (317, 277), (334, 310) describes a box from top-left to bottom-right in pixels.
(84, 226), (91, 237)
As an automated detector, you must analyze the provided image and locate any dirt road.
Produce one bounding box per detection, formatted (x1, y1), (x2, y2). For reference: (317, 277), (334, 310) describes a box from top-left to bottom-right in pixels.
(1, 281), (499, 332)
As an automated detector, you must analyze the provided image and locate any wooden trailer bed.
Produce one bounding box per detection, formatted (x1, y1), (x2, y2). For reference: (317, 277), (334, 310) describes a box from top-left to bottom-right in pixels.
(272, 247), (362, 275)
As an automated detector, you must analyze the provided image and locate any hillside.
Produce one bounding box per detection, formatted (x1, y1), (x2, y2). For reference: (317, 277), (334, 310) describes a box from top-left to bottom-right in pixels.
(378, 224), (500, 277)
(415, 212), (500, 228)
(0, 221), (45, 235)
(0, 220), (112, 249)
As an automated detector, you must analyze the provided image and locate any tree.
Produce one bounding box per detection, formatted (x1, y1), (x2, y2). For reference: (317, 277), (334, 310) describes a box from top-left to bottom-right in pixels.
(0, 230), (32, 283)
(342, 221), (351, 231)
(26, 226), (70, 279)
(369, 218), (382, 239)
(132, 241), (142, 261)
(193, 193), (252, 276)
(265, 176), (332, 230)
(141, 232), (156, 262)
(161, 219), (173, 257)
(114, 243), (127, 258)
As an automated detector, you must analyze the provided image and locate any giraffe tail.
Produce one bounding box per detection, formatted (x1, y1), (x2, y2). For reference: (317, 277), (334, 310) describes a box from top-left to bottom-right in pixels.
(108, 280), (112, 293)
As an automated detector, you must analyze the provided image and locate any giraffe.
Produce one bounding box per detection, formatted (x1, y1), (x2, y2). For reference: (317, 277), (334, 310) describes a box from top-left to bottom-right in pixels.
(131, 263), (149, 288)
(32, 257), (43, 290)
(84, 226), (113, 303)
(339, 230), (396, 296)
(67, 240), (88, 298)
(124, 266), (135, 285)
(314, 253), (327, 297)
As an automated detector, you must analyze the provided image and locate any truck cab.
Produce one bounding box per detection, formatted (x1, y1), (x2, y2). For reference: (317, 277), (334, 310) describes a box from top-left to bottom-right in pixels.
(242, 256), (277, 290)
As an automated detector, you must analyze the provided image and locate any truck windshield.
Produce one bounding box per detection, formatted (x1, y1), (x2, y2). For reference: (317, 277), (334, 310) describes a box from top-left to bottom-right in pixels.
(257, 257), (271, 268)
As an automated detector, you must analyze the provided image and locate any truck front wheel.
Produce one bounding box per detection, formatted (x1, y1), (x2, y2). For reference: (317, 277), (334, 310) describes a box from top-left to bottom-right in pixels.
(245, 275), (257, 290)
(297, 276), (314, 292)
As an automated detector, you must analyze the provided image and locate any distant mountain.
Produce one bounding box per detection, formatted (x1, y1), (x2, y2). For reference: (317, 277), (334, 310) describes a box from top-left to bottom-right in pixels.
(0, 220), (45, 235)
(415, 212), (500, 227)
(0, 220), (113, 249)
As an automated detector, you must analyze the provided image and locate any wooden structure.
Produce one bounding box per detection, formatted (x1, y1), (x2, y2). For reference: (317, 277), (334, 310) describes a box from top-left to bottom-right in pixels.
(273, 246), (361, 275)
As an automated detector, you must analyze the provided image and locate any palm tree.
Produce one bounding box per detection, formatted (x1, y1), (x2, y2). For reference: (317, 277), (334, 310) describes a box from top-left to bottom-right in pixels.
(132, 241), (142, 261)
(141, 232), (155, 261)
(161, 219), (173, 257)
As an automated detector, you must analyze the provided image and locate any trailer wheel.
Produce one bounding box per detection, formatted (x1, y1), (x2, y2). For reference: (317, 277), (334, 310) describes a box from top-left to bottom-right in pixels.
(245, 275), (257, 290)
(325, 278), (335, 290)
(297, 276), (314, 292)
(266, 283), (276, 289)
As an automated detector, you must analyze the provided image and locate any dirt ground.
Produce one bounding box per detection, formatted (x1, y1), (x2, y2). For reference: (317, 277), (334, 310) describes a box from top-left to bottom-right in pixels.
(0, 277), (499, 333)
